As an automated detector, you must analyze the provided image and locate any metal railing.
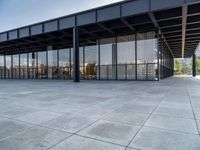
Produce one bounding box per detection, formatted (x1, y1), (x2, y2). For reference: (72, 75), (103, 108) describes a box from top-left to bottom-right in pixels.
(0, 63), (158, 81)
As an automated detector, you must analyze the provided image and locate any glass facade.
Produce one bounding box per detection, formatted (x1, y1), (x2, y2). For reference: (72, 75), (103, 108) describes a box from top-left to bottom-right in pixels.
(158, 37), (174, 79)
(0, 31), (172, 81)
(48, 50), (58, 79)
(59, 48), (71, 79)
(0, 55), (4, 79)
(137, 32), (158, 80)
(85, 45), (98, 79)
(20, 54), (28, 79)
(100, 38), (116, 80)
(117, 35), (135, 80)
(28, 52), (36, 79)
(13, 54), (19, 79)
(37, 51), (47, 79)
(5, 55), (12, 79)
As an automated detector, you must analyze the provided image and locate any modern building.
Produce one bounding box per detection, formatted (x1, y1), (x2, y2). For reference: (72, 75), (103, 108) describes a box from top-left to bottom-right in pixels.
(0, 0), (199, 82)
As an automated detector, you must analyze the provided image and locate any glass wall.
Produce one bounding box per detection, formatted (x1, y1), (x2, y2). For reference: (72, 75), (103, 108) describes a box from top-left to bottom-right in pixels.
(28, 52), (36, 79)
(0, 55), (4, 79)
(85, 45), (98, 79)
(196, 48), (200, 76)
(159, 37), (174, 79)
(99, 38), (116, 80)
(0, 31), (163, 81)
(117, 35), (136, 80)
(137, 32), (158, 80)
(20, 53), (28, 79)
(48, 50), (58, 79)
(79, 47), (84, 79)
(5, 55), (12, 79)
(37, 51), (47, 79)
(13, 54), (19, 79)
(59, 48), (71, 79)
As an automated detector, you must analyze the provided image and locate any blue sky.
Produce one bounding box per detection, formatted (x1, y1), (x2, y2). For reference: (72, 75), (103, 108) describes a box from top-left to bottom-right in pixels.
(0, 0), (122, 32)
(0, 0), (199, 53)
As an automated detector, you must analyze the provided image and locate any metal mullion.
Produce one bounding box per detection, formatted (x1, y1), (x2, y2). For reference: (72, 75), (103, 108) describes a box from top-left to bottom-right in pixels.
(98, 39), (100, 80)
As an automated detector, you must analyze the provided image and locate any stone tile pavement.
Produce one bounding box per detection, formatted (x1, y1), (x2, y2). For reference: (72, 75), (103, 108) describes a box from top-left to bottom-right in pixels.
(0, 77), (199, 150)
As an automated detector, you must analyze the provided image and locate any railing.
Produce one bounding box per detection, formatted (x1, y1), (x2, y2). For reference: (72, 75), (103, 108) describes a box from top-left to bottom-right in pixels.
(0, 63), (158, 81)
(81, 63), (158, 81)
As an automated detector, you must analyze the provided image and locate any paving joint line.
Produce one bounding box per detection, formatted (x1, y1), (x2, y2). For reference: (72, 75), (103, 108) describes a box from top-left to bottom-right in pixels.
(125, 87), (171, 150)
(186, 86), (200, 136)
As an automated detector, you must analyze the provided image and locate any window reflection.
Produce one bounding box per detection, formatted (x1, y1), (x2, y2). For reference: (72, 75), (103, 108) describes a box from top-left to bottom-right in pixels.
(28, 52), (36, 79)
(79, 47), (84, 79)
(117, 35), (135, 80)
(20, 54), (28, 79)
(0, 56), (4, 79)
(37, 51), (47, 79)
(0, 32), (160, 81)
(48, 50), (58, 79)
(100, 38), (116, 80)
(137, 32), (157, 80)
(13, 54), (19, 79)
(5, 55), (12, 79)
(59, 48), (71, 79)
(85, 45), (98, 79)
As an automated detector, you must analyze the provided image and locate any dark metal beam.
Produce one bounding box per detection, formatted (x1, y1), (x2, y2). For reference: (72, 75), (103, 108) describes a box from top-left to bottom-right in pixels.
(73, 27), (80, 82)
(120, 18), (136, 32)
(182, 5), (187, 58)
(148, 12), (175, 58)
(193, 54), (196, 77)
(97, 23), (115, 34)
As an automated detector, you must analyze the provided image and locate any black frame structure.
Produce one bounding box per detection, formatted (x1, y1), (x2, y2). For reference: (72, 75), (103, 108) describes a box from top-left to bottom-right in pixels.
(0, 0), (200, 82)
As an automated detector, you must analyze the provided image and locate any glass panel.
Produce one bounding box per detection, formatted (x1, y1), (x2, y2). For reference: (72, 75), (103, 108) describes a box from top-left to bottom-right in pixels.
(48, 50), (58, 79)
(137, 32), (157, 80)
(117, 35), (135, 80)
(13, 54), (19, 79)
(79, 47), (84, 79)
(0, 55), (4, 79)
(70, 48), (73, 79)
(85, 45), (98, 79)
(5, 55), (12, 79)
(59, 48), (70, 79)
(20, 54), (28, 79)
(100, 38), (116, 80)
(37, 51), (47, 79)
(28, 52), (36, 79)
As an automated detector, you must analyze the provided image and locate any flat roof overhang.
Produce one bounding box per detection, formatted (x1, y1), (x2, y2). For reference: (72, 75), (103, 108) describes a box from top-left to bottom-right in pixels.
(0, 0), (200, 58)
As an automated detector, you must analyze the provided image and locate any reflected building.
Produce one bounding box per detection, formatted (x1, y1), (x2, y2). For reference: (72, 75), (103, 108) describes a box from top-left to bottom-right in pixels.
(0, 32), (172, 81)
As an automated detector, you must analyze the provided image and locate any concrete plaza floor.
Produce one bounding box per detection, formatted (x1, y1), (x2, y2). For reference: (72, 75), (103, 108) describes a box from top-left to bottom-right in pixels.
(0, 77), (199, 150)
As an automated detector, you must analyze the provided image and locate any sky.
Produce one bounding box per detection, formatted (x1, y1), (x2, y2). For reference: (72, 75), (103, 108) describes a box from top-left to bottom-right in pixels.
(0, 0), (122, 32)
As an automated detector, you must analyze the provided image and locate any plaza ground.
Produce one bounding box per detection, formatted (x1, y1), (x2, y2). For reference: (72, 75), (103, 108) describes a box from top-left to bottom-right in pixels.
(0, 77), (200, 150)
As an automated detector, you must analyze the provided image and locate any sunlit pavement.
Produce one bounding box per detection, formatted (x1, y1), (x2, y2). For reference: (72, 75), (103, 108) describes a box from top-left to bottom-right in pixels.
(0, 77), (199, 150)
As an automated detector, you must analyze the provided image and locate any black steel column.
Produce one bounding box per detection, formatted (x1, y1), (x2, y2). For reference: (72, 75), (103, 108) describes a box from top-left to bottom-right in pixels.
(19, 54), (21, 79)
(4, 55), (6, 79)
(193, 54), (196, 77)
(135, 34), (137, 80)
(73, 27), (80, 82)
